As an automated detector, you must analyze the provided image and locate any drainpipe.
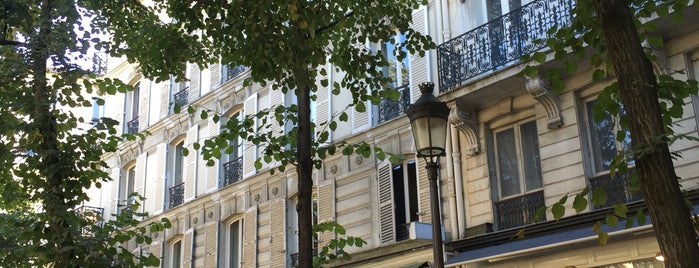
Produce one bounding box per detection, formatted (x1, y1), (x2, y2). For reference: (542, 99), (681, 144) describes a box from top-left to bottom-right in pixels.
(440, 0), (452, 43)
(445, 123), (459, 241)
(451, 125), (466, 238)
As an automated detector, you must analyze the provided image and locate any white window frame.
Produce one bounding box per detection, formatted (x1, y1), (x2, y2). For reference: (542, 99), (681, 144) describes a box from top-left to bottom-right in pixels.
(164, 239), (183, 268)
(220, 219), (243, 268)
(492, 119), (543, 199)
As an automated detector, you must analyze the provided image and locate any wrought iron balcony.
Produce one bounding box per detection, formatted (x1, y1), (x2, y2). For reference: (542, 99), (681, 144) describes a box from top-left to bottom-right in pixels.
(173, 88), (189, 110)
(126, 117), (139, 134)
(589, 171), (642, 210)
(169, 182), (185, 209)
(437, 0), (575, 93)
(396, 222), (411, 242)
(378, 84), (411, 124)
(76, 205), (104, 225)
(223, 64), (249, 82)
(222, 157), (243, 186)
(495, 190), (545, 230)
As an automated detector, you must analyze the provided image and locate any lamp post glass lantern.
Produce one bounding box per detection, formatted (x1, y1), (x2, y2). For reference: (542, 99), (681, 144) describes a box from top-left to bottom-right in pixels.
(406, 82), (449, 268)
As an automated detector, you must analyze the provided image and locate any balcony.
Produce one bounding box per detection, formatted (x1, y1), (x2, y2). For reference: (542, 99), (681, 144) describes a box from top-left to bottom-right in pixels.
(589, 171), (642, 209)
(377, 84), (411, 124)
(76, 205), (104, 226)
(126, 117), (139, 134)
(223, 64), (249, 82)
(495, 190), (545, 230)
(173, 88), (189, 111)
(222, 157), (243, 187)
(437, 0), (575, 93)
(169, 182), (185, 209)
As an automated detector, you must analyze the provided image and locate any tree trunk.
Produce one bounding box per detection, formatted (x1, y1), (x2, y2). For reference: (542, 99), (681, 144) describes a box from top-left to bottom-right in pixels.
(593, 1), (699, 267)
(297, 80), (314, 268)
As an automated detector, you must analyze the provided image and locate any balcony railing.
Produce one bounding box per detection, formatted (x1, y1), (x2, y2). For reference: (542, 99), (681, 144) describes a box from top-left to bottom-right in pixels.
(222, 157), (243, 186)
(77, 205), (104, 225)
(378, 84), (411, 124)
(437, 0), (575, 93)
(169, 182), (185, 209)
(173, 88), (189, 110)
(396, 222), (411, 242)
(495, 190), (545, 230)
(290, 253), (299, 267)
(223, 64), (249, 82)
(589, 171), (642, 209)
(126, 116), (139, 134)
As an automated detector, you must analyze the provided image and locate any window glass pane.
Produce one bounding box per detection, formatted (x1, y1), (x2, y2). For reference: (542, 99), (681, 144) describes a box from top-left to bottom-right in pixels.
(172, 241), (181, 268)
(586, 100), (617, 173)
(174, 143), (184, 184)
(496, 128), (521, 197)
(520, 121), (543, 191)
(230, 221), (239, 268)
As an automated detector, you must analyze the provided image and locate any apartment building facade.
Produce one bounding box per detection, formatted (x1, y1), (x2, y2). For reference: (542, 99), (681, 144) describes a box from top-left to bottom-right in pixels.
(82, 0), (699, 267)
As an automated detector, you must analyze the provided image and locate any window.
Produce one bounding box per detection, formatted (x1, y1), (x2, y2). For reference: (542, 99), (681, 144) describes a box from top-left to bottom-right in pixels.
(490, 120), (545, 230)
(221, 112), (244, 187)
(124, 82), (140, 134)
(119, 165), (136, 211)
(221, 63), (248, 83)
(91, 97), (104, 125)
(165, 240), (182, 268)
(377, 33), (411, 124)
(170, 75), (189, 114)
(221, 220), (242, 268)
(583, 99), (639, 209)
(168, 142), (185, 209)
(377, 160), (419, 243)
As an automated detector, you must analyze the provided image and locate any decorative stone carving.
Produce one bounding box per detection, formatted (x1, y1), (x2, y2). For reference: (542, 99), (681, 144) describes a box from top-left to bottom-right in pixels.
(208, 211), (214, 219)
(449, 103), (480, 155)
(272, 187), (278, 196)
(525, 77), (563, 129)
(330, 165), (337, 174)
(355, 156), (363, 165)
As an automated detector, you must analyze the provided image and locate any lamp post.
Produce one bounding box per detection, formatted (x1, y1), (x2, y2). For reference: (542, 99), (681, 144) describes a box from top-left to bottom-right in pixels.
(406, 82), (450, 268)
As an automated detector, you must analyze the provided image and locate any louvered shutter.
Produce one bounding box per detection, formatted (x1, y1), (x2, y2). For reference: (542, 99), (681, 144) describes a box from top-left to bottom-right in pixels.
(377, 160), (395, 245)
(351, 100), (372, 133)
(184, 125), (199, 201)
(317, 182), (335, 246)
(150, 240), (163, 265)
(409, 6), (429, 101)
(269, 199), (286, 267)
(109, 167), (121, 220)
(154, 144), (167, 212)
(138, 81), (149, 129)
(243, 93), (258, 178)
(210, 63), (221, 88)
(189, 65), (200, 102)
(242, 207), (258, 268)
(182, 228), (194, 268)
(204, 222), (219, 268)
(315, 63), (331, 136)
(134, 153), (147, 207)
(197, 124), (208, 196)
(114, 92), (125, 133)
(206, 119), (220, 192)
(145, 152), (159, 214)
(416, 157), (431, 222)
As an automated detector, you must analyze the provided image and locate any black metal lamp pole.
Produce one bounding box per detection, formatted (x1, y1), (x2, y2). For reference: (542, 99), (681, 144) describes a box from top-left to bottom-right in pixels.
(406, 82), (450, 268)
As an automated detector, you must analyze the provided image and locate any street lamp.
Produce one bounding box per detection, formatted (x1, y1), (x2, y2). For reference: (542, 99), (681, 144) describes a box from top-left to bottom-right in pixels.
(406, 82), (449, 268)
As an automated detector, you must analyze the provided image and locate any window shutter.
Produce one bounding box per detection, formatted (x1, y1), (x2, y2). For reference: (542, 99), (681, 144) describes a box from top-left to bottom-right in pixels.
(182, 228), (194, 268)
(410, 6), (429, 101)
(317, 182), (335, 248)
(138, 82), (149, 129)
(206, 119), (220, 192)
(197, 124), (208, 196)
(134, 153), (147, 203)
(243, 206), (258, 268)
(352, 100), (372, 133)
(270, 89), (284, 137)
(184, 125), (199, 201)
(144, 152), (159, 214)
(154, 144), (167, 211)
(269, 199), (286, 267)
(377, 160), (395, 245)
(243, 93), (258, 178)
(416, 157), (431, 222)
(210, 63), (220, 88)
(150, 240), (163, 264)
(204, 222), (219, 268)
(109, 167), (121, 220)
(315, 63), (331, 134)
(189, 65), (200, 101)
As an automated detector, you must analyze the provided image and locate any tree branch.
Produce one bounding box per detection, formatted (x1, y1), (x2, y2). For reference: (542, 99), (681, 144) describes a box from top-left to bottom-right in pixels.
(315, 11), (355, 35)
(0, 39), (26, 47)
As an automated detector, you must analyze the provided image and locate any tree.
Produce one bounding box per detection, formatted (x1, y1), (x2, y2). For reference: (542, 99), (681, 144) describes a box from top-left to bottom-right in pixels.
(524, 1), (699, 266)
(0, 1), (168, 266)
(93, 1), (434, 267)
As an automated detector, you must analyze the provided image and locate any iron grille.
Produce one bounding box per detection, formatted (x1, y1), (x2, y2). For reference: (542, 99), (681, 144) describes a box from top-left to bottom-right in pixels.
(396, 222), (411, 242)
(126, 117), (139, 134)
(589, 171), (642, 209)
(495, 190), (545, 230)
(173, 88), (189, 109)
(437, 0), (575, 93)
(224, 65), (249, 82)
(222, 157), (243, 186)
(169, 182), (185, 209)
(378, 84), (411, 124)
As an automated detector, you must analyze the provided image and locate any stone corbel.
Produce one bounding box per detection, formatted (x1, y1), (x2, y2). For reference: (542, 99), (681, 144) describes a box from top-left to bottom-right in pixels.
(449, 103), (480, 155)
(526, 77), (563, 129)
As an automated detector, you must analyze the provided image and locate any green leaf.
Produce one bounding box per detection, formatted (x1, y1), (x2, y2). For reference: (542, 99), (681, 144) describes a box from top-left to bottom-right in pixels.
(592, 69), (606, 81)
(533, 52), (547, 63)
(647, 35), (664, 49)
(355, 102), (366, 113)
(573, 193), (588, 213)
(592, 220), (602, 232)
(613, 203), (627, 218)
(597, 232), (609, 245)
(339, 112), (348, 122)
(606, 214), (619, 228)
(552, 203), (565, 220)
(637, 209), (647, 225)
(523, 65), (539, 78)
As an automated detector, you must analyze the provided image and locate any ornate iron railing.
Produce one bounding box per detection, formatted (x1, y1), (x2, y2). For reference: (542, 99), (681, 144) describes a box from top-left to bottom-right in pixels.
(222, 157), (243, 186)
(589, 170), (642, 209)
(290, 253), (299, 267)
(378, 84), (411, 124)
(396, 222), (411, 242)
(126, 117), (139, 134)
(437, 0), (575, 93)
(77, 205), (104, 225)
(495, 190), (545, 230)
(169, 182), (185, 209)
(173, 88), (189, 109)
(223, 64), (249, 82)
